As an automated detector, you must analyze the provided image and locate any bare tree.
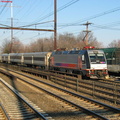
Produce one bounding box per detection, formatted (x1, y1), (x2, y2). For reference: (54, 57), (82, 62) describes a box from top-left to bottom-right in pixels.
(1, 31), (103, 53)
(1, 37), (25, 53)
(76, 32), (103, 49)
(108, 39), (120, 48)
(57, 33), (76, 50)
(1, 39), (11, 53)
(11, 37), (25, 53)
(25, 37), (54, 52)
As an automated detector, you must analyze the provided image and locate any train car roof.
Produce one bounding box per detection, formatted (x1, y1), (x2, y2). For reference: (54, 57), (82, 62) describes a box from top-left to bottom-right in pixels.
(52, 49), (103, 55)
(100, 47), (120, 52)
(1, 53), (9, 56)
(9, 53), (23, 55)
(100, 47), (120, 58)
(8, 52), (51, 55)
(23, 52), (51, 55)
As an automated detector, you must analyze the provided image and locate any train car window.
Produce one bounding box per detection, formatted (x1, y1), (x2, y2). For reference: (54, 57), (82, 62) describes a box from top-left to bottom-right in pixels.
(89, 53), (95, 60)
(97, 53), (105, 60)
(62, 51), (69, 54)
(69, 50), (79, 54)
(82, 55), (85, 64)
(52, 52), (55, 55)
(82, 55), (84, 61)
(34, 57), (45, 61)
(10, 56), (21, 59)
(115, 51), (120, 64)
(58, 51), (62, 54)
(69, 51), (73, 54)
(74, 51), (80, 54)
(54, 51), (62, 54)
(24, 57), (32, 60)
(89, 53), (106, 64)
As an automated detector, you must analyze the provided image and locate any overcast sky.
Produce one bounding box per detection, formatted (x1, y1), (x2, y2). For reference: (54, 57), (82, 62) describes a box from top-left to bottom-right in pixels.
(0, 0), (120, 47)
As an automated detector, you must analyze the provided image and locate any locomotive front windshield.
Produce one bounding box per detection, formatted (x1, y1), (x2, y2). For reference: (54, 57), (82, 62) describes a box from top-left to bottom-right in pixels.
(89, 53), (106, 64)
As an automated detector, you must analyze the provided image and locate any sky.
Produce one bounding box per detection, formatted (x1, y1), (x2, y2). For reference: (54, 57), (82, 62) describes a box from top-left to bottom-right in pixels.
(0, 0), (120, 47)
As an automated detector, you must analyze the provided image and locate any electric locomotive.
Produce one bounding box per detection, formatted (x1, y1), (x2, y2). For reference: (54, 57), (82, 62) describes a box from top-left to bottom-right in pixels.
(50, 48), (108, 78)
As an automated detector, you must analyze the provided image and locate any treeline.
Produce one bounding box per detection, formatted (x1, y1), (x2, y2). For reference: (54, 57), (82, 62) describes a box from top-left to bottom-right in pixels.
(1, 32), (119, 53)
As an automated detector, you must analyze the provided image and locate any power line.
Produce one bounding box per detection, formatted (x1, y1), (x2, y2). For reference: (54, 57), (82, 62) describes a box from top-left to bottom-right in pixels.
(18, 20), (54, 28)
(26, 0), (80, 26)
(57, 0), (80, 12)
(91, 24), (120, 31)
(58, 6), (120, 29)
(0, 0), (9, 15)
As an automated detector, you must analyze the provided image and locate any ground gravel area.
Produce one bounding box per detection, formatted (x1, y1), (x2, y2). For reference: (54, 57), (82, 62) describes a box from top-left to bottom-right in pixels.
(0, 69), (119, 120)
(0, 72), (92, 120)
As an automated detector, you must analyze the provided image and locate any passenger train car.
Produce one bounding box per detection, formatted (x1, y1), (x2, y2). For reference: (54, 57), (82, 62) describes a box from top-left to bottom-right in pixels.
(0, 52), (52, 70)
(101, 47), (120, 73)
(0, 54), (9, 63)
(0, 48), (108, 78)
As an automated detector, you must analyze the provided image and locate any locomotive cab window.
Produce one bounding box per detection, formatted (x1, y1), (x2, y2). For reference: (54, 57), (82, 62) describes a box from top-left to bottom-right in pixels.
(82, 55), (85, 64)
(89, 53), (106, 64)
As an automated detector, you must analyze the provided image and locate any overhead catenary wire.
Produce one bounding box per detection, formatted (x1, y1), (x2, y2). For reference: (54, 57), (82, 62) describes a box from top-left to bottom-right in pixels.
(21, 0), (80, 28)
(1, 1), (120, 45)
(57, 6), (120, 29)
(91, 24), (120, 31)
(0, 0), (9, 15)
(18, 20), (54, 28)
(1, 0), (81, 42)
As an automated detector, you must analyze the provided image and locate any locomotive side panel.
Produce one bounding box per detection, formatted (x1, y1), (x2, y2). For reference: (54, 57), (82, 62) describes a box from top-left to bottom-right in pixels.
(52, 54), (79, 69)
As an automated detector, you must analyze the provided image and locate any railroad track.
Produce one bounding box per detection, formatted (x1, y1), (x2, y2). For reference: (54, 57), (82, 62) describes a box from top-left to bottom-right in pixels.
(0, 78), (49, 120)
(1, 68), (120, 119)
(0, 103), (10, 120)
(1, 65), (120, 106)
(50, 73), (120, 105)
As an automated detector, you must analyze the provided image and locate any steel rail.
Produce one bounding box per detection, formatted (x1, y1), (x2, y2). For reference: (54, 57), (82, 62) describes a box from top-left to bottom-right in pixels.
(14, 70), (120, 112)
(0, 78), (47, 120)
(1, 67), (120, 119)
(1, 66), (120, 104)
(0, 103), (10, 120)
(5, 69), (111, 120)
(16, 76), (108, 120)
(2, 67), (120, 113)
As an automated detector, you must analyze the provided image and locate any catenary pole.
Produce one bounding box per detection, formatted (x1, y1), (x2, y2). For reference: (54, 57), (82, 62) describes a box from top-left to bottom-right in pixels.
(1, 1), (57, 51)
(82, 21), (92, 46)
(54, 0), (57, 50)
(1, 0), (13, 52)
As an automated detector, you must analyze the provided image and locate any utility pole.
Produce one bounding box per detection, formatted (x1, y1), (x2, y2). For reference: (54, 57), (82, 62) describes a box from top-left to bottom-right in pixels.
(10, 1), (13, 53)
(1, 0), (13, 53)
(0, 1), (57, 51)
(82, 21), (92, 46)
(54, 0), (57, 50)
